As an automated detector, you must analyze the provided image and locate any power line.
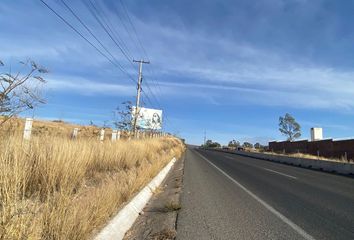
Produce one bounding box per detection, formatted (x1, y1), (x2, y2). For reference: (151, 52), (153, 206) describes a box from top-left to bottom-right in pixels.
(117, 1), (178, 133)
(117, 1), (164, 101)
(86, 0), (134, 68)
(119, 0), (149, 60)
(144, 80), (161, 108)
(90, 1), (135, 61)
(141, 90), (154, 107)
(112, 2), (141, 57)
(59, 0), (136, 84)
(43, 0), (176, 133)
(39, 0), (136, 84)
(89, 1), (165, 107)
(119, 3), (165, 103)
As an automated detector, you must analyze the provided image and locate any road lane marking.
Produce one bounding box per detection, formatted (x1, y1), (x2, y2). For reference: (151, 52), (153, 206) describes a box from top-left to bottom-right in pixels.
(263, 168), (298, 180)
(195, 151), (316, 240)
(223, 154), (298, 180)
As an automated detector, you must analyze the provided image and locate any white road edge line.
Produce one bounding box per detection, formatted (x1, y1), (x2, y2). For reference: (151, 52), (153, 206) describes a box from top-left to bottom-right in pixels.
(195, 151), (315, 240)
(263, 168), (298, 179)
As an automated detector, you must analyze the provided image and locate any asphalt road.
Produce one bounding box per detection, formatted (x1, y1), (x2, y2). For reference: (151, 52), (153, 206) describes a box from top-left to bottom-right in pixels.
(176, 147), (354, 240)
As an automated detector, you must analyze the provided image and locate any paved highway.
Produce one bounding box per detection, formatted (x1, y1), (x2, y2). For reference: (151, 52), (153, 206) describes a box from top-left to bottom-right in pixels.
(176, 147), (354, 240)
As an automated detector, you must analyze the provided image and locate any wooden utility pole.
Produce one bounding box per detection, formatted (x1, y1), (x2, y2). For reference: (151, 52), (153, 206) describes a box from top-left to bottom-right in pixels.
(133, 59), (150, 138)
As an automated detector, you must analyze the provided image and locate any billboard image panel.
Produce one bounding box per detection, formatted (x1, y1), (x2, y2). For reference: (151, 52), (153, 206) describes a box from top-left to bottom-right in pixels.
(132, 107), (163, 130)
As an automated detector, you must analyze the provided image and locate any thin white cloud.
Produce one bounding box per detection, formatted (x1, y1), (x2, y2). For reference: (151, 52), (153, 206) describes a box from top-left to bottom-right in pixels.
(130, 18), (354, 111)
(2, 0), (354, 113)
(46, 76), (135, 96)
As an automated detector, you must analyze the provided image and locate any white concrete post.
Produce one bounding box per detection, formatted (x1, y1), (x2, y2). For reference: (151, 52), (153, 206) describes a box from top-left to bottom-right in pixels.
(23, 118), (33, 140)
(137, 131), (140, 139)
(72, 128), (79, 139)
(99, 129), (105, 141)
(117, 130), (121, 140)
(112, 130), (118, 142)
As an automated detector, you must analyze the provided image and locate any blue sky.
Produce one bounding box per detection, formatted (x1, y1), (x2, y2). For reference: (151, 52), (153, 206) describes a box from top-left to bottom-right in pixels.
(1, 0), (354, 145)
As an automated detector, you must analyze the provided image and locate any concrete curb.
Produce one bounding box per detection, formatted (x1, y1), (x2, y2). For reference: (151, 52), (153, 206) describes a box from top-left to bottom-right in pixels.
(95, 157), (177, 240)
(206, 148), (354, 175)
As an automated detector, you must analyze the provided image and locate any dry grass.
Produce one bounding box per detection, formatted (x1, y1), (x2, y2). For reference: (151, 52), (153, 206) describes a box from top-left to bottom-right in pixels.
(253, 149), (353, 163)
(0, 117), (132, 140)
(164, 202), (181, 212)
(149, 229), (176, 240)
(0, 131), (185, 239)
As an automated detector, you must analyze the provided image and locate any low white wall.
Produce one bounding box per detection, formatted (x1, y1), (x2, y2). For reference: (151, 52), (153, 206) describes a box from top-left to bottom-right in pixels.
(207, 149), (354, 175)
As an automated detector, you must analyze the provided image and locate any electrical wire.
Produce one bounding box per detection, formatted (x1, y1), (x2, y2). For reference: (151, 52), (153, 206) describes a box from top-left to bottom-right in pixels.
(39, 0), (136, 84)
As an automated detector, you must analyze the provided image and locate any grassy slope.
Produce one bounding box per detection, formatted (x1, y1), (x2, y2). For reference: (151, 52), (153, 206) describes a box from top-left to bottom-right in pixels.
(0, 119), (185, 239)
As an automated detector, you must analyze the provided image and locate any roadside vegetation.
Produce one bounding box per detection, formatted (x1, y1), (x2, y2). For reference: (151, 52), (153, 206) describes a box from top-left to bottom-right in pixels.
(0, 122), (185, 239)
(256, 150), (354, 163)
(202, 137), (353, 163)
(278, 113), (301, 141)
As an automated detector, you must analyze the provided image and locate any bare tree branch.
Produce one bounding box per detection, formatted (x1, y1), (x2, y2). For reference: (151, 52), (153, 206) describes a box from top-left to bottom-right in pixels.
(0, 59), (47, 127)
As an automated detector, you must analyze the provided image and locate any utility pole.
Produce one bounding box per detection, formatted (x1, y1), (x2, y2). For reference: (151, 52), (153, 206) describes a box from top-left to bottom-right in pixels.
(133, 59), (150, 138)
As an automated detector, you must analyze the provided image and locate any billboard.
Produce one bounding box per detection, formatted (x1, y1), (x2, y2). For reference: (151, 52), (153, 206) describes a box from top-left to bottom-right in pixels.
(132, 107), (163, 130)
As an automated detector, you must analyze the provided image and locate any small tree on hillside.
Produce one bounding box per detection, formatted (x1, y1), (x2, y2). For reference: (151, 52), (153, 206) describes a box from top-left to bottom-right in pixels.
(279, 113), (301, 141)
(0, 59), (47, 126)
(113, 101), (133, 131)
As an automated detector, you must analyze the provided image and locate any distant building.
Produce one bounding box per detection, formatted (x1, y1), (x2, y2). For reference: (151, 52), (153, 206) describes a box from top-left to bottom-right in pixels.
(311, 127), (323, 141)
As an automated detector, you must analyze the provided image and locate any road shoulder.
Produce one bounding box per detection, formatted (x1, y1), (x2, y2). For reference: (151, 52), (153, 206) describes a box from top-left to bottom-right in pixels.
(124, 154), (185, 240)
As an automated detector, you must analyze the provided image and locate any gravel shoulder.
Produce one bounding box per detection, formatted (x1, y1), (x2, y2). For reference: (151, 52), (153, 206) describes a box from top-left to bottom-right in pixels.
(124, 154), (185, 240)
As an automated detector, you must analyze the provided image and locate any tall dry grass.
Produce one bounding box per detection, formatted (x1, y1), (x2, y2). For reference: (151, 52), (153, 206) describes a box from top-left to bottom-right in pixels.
(0, 117), (134, 140)
(253, 149), (353, 163)
(0, 133), (184, 239)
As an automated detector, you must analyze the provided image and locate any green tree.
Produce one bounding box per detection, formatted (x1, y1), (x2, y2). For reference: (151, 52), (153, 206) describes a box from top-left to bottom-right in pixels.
(205, 139), (212, 146)
(204, 139), (221, 148)
(254, 142), (261, 149)
(278, 113), (301, 141)
(228, 139), (240, 148)
(242, 142), (253, 148)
